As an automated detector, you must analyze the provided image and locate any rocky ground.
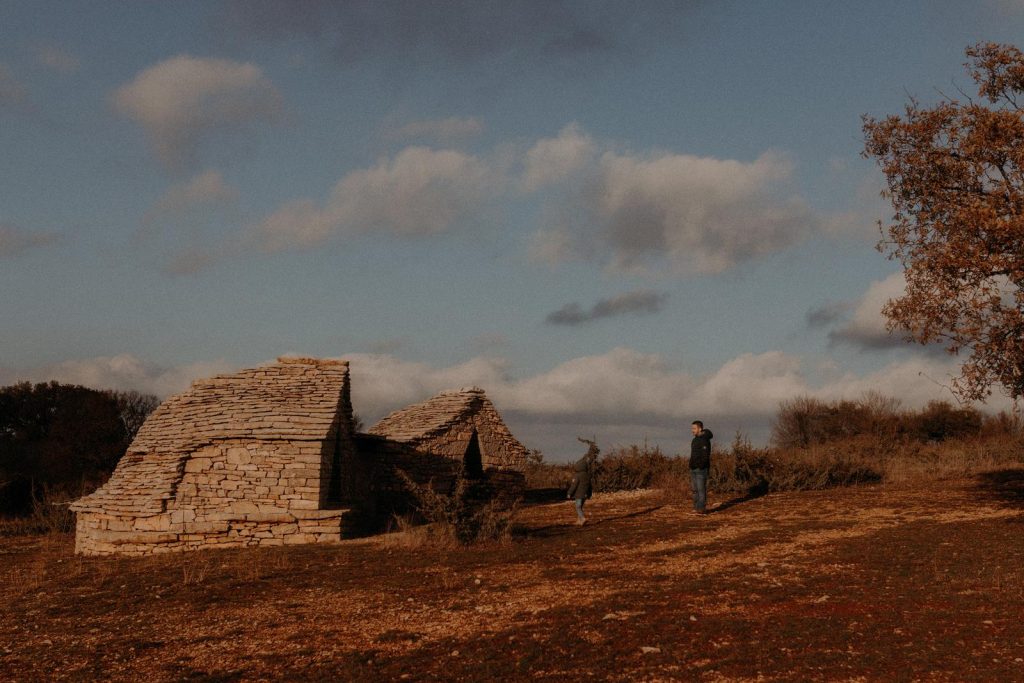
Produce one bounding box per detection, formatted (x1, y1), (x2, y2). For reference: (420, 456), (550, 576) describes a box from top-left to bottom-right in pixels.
(2, 470), (1024, 682)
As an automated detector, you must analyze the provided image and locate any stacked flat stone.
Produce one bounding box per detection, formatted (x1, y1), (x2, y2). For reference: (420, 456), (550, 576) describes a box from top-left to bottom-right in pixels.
(71, 357), (354, 556)
(368, 387), (529, 470)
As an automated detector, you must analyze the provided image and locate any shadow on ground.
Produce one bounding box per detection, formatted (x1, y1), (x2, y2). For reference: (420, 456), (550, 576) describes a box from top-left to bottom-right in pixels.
(710, 485), (768, 514)
(975, 468), (1024, 509)
(522, 488), (567, 505)
(517, 504), (668, 539)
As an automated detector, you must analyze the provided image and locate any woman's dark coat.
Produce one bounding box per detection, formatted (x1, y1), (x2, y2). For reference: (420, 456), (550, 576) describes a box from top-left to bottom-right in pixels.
(567, 456), (594, 500)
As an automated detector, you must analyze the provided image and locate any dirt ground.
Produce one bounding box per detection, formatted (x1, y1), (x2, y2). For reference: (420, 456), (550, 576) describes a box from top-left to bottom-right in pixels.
(2, 470), (1024, 682)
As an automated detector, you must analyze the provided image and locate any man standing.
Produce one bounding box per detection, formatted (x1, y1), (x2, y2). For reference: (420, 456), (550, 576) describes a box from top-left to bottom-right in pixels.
(689, 420), (713, 515)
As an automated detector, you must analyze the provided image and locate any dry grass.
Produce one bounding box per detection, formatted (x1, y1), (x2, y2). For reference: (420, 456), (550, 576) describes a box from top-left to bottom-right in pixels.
(0, 485), (76, 537)
(3, 476), (1024, 681)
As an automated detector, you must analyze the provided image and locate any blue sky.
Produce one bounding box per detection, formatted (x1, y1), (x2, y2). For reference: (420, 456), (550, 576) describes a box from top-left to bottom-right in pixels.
(2, 1), (1022, 459)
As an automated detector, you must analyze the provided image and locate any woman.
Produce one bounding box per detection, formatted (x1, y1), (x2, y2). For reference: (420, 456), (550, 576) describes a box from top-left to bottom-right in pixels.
(567, 440), (598, 525)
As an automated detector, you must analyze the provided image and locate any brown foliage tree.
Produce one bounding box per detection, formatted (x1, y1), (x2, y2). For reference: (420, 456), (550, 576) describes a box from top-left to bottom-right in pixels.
(863, 42), (1024, 401)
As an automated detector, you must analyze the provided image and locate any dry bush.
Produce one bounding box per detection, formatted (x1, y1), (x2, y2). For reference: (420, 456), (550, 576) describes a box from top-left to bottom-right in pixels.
(590, 433), (884, 498)
(382, 513), (434, 548)
(880, 435), (1024, 484)
(395, 470), (518, 546)
(522, 450), (573, 490)
(980, 409), (1024, 438)
(594, 444), (687, 493)
(772, 393), (902, 448)
(771, 392), (991, 448)
(180, 550), (214, 586)
(0, 484), (77, 537)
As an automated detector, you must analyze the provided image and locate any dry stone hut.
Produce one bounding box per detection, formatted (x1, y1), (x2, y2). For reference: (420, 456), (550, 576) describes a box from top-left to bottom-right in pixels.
(71, 360), (530, 556)
(71, 357), (355, 556)
(362, 387), (529, 499)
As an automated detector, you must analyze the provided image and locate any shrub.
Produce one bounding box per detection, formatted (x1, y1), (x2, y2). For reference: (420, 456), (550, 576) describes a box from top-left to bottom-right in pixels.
(910, 401), (983, 441)
(594, 444), (684, 493)
(771, 392), (985, 448)
(0, 483), (78, 536)
(522, 450), (573, 490)
(395, 470), (518, 546)
(772, 394), (902, 448)
(980, 409), (1024, 438)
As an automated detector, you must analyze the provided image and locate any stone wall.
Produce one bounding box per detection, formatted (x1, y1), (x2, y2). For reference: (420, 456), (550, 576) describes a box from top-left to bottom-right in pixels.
(75, 437), (352, 556)
(72, 357), (353, 556)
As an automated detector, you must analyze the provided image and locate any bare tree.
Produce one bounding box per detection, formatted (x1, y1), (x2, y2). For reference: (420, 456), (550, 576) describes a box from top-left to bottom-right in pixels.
(106, 390), (160, 441)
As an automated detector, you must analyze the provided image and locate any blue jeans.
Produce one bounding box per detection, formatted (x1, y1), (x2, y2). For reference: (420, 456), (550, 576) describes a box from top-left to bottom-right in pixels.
(690, 468), (708, 512)
(574, 498), (586, 521)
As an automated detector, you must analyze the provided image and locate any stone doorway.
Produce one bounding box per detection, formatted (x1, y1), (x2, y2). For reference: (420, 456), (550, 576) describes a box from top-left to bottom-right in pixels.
(463, 429), (484, 479)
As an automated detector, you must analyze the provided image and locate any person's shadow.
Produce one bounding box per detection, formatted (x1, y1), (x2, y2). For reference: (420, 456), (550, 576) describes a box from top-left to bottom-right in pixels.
(708, 481), (769, 514)
(974, 468), (1024, 509)
(518, 504), (666, 538)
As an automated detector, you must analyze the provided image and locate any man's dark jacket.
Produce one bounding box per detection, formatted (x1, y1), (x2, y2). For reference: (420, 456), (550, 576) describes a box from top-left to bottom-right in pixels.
(689, 429), (713, 470)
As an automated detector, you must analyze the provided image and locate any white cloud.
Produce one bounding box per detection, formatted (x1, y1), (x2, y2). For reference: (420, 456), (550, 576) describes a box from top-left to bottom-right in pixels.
(387, 116), (484, 142)
(146, 170), (238, 222)
(256, 146), (498, 250)
(113, 55), (283, 169)
(336, 347), (1015, 443)
(527, 228), (577, 266)
(0, 63), (27, 107)
(828, 272), (907, 349)
(0, 224), (60, 257)
(340, 347), (798, 425)
(499, 348), (690, 419)
(698, 351), (808, 415)
(524, 135), (827, 274)
(338, 353), (511, 421)
(593, 149), (817, 274)
(37, 46), (80, 74)
(163, 247), (220, 277)
(521, 122), (595, 191)
(1, 354), (234, 398)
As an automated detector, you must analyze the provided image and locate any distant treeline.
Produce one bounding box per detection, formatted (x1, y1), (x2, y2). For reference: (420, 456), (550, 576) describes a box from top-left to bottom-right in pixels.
(770, 392), (1020, 448)
(0, 382), (158, 517)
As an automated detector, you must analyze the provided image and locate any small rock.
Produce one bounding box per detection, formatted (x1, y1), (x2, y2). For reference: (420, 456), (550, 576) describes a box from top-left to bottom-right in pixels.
(689, 615), (698, 622)
(983, 620), (993, 625)
(814, 595), (829, 603)
(640, 646), (661, 654)
(451, 650), (460, 657)
(41, 639), (53, 646)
